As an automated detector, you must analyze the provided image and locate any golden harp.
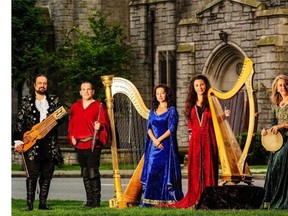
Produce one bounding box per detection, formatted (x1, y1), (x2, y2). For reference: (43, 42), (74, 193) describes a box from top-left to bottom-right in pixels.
(101, 75), (149, 208)
(207, 57), (256, 185)
(101, 57), (256, 207)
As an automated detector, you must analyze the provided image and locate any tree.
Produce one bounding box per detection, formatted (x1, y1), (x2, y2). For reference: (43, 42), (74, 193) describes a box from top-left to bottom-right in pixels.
(12, 5), (131, 105)
(12, 0), (51, 101)
(51, 11), (131, 104)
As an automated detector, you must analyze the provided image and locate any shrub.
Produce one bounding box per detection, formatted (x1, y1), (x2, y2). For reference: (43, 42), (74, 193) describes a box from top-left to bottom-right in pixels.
(238, 131), (269, 165)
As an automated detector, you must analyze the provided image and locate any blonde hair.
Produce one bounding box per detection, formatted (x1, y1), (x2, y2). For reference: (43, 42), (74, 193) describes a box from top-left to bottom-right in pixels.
(271, 74), (288, 104)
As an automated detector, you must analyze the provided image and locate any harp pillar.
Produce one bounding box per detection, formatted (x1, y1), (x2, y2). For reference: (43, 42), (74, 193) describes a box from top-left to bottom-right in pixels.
(101, 76), (150, 208)
(101, 75), (123, 207)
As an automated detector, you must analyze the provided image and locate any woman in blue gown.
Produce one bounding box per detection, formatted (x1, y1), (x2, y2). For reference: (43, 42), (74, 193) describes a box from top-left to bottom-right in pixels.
(140, 84), (183, 206)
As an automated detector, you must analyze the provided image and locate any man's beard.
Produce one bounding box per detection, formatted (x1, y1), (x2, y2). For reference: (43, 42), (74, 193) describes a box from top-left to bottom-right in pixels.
(35, 89), (46, 95)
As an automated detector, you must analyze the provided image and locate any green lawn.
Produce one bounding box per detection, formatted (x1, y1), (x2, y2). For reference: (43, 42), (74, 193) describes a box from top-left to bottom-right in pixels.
(11, 199), (288, 216)
(12, 164), (267, 171)
(12, 163), (137, 171)
(12, 164), (272, 215)
(11, 165), (279, 215)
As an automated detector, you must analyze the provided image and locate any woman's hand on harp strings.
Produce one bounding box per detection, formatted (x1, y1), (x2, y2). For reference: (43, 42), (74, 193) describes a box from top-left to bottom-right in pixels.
(224, 106), (231, 117)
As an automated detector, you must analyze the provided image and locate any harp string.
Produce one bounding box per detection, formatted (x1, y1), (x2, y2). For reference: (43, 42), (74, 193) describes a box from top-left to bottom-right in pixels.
(102, 75), (149, 208)
(207, 57), (255, 184)
(114, 93), (146, 170)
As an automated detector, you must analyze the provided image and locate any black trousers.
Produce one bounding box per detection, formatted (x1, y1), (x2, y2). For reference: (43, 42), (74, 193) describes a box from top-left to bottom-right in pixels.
(24, 157), (55, 209)
(25, 157), (55, 181)
(77, 148), (102, 207)
(76, 148), (102, 171)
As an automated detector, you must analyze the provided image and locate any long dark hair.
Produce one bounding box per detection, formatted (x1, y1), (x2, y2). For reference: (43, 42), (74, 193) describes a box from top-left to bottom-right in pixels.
(184, 74), (211, 118)
(152, 84), (174, 110)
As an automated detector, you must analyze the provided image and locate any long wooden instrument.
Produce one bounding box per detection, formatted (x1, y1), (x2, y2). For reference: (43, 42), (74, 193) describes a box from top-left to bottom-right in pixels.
(101, 75), (149, 208)
(22, 106), (67, 152)
(92, 103), (102, 152)
(207, 57), (256, 185)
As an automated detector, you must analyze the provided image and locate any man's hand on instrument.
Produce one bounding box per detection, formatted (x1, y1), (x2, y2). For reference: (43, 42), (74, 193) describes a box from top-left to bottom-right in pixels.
(94, 121), (101, 131)
(14, 140), (24, 153)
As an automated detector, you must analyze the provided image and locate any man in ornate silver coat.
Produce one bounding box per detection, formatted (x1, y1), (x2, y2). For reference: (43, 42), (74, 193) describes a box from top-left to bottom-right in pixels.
(14, 74), (64, 211)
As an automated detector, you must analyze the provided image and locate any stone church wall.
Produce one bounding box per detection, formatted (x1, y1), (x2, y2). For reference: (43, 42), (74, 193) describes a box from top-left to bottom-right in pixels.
(129, 1), (177, 106)
(36, 0), (129, 45)
(32, 0), (288, 148)
(128, 0), (288, 146)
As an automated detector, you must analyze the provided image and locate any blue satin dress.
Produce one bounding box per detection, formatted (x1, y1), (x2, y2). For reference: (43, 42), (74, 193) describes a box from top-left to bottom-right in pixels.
(140, 106), (183, 206)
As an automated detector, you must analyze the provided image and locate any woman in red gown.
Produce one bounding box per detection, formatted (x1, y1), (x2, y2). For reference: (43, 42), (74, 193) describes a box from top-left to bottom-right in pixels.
(164, 74), (219, 208)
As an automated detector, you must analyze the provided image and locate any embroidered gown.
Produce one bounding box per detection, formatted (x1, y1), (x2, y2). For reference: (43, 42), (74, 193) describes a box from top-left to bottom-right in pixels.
(168, 105), (218, 208)
(140, 106), (183, 206)
(262, 104), (288, 209)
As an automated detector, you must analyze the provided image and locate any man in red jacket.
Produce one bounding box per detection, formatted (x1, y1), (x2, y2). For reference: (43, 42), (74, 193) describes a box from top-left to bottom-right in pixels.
(67, 81), (110, 208)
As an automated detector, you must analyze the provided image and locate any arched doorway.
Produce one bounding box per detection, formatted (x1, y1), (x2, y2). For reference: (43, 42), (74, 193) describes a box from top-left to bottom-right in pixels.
(203, 43), (246, 91)
(203, 42), (253, 138)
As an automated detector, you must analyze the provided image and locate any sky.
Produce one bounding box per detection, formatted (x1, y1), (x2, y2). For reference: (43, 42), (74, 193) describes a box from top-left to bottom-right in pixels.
(2, 2), (12, 215)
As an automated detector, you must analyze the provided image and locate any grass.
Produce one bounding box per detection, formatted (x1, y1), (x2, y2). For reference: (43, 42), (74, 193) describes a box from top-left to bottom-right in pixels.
(11, 165), (276, 215)
(249, 165), (267, 169)
(12, 164), (267, 171)
(11, 199), (288, 216)
(12, 163), (136, 171)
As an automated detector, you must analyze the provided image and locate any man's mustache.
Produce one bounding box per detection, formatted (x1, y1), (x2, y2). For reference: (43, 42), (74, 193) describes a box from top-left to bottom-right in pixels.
(36, 88), (47, 95)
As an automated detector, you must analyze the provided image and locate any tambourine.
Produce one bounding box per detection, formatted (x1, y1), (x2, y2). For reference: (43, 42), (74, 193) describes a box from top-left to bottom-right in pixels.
(261, 129), (283, 152)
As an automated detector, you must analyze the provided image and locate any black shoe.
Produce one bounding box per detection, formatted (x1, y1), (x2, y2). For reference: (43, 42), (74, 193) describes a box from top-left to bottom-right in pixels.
(83, 201), (100, 209)
(25, 203), (33, 211)
(90, 202), (100, 208)
(94, 201), (100, 207)
(38, 202), (52, 210)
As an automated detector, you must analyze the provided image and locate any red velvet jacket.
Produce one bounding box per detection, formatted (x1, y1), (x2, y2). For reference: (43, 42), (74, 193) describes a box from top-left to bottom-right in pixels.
(67, 99), (110, 149)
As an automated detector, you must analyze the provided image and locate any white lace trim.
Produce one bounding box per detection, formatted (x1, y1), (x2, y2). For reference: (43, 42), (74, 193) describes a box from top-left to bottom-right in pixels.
(35, 96), (49, 122)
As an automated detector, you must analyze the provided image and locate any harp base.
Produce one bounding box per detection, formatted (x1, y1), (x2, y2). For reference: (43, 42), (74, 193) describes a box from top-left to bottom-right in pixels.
(220, 174), (253, 186)
(197, 185), (264, 209)
(118, 200), (140, 208)
(109, 198), (118, 208)
(109, 199), (140, 208)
